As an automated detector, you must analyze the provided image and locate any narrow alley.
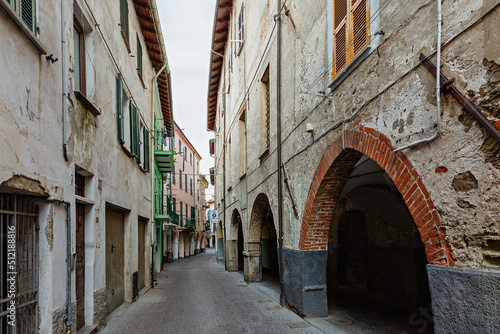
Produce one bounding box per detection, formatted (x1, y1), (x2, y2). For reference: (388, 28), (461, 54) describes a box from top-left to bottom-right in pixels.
(100, 248), (320, 334)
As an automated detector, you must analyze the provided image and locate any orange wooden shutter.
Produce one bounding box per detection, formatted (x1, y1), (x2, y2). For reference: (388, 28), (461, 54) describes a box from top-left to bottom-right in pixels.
(332, 0), (370, 79)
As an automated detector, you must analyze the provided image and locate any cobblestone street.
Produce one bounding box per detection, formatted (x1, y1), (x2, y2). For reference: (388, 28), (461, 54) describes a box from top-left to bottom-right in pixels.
(100, 248), (321, 334)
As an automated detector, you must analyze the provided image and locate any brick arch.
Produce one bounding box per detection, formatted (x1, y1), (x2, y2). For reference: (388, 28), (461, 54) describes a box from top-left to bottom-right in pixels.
(299, 127), (454, 266)
(230, 209), (242, 240)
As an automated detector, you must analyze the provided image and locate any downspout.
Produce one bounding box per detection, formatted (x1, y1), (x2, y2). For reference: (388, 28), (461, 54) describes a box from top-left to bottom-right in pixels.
(223, 105), (227, 270)
(61, 0), (68, 161)
(276, 0), (285, 307)
(48, 197), (71, 333)
(151, 62), (168, 288)
(395, 0), (442, 152)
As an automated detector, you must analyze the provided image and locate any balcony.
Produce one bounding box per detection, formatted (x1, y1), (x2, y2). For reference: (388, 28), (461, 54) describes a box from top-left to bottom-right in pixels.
(185, 218), (196, 229)
(154, 130), (174, 173)
(154, 194), (179, 226)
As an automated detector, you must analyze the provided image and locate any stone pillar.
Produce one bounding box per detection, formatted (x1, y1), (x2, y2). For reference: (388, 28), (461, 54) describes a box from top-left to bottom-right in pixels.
(427, 265), (500, 333)
(244, 242), (261, 282)
(282, 248), (328, 317)
(173, 232), (178, 261)
(179, 232), (184, 259)
(216, 238), (224, 263)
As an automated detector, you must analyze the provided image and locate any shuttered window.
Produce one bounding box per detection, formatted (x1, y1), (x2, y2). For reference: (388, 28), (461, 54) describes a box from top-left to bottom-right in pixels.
(179, 170), (182, 189)
(331, 0), (370, 79)
(129, 103), (140, 158)
(7, 0), (36, 33)
(172, 171), (175, 184)
(120, 0), (129, 43)
(116, 74), (125, 144)
(184, 175), (187, 192)
(190, 178), (192, 195)
(143, 127), (150, 172)
(137, 33), (143, 76)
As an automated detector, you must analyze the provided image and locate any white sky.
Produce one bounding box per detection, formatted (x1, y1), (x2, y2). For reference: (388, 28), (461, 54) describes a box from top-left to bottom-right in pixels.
(157, 0), (217, 198)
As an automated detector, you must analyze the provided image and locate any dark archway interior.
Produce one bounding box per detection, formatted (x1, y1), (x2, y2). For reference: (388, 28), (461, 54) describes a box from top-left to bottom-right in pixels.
(236, 213), (244, 271)
(326, 155), (433, 333)
(261, 205), (279, 280)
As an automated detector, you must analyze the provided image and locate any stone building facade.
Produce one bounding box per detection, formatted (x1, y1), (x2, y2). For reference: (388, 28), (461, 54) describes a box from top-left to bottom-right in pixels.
(0, 0), (172, 332)
(207, 0), (500, 332)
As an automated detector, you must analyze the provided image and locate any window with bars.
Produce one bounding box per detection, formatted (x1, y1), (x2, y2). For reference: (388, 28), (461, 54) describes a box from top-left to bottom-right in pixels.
(331, 0), (370, 79)
(136, 33), (143, 77)
(6, 0), (36, 32)
(120, 0), (129, 43)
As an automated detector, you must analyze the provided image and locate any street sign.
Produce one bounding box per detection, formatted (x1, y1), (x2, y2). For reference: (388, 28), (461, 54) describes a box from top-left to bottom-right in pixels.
(210, 210), (218, 223)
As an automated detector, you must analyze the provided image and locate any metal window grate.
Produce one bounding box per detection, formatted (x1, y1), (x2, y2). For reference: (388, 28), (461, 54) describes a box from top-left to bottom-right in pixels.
(0, 194), (39, 334)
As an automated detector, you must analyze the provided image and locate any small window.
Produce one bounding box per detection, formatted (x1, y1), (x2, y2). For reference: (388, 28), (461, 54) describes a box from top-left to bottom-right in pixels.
(172, 170), (176, 184)
(237, 3), (245, 54)
(75, 173), (85, 197)
(136, 33), (143, 77)
(120, 0), (129, 43)
(73, 17), (86, 95)
(7, 0), (36, 32)
(331, 0), (370, 79)
(178, 140), (182, 154)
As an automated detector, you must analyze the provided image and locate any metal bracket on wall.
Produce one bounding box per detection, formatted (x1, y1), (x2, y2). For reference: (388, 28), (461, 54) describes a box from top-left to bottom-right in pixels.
(420, 53), (500, 143)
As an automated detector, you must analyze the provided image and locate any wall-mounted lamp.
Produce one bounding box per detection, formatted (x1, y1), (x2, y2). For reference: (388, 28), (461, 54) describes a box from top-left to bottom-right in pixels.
(306, 123), (314, 133)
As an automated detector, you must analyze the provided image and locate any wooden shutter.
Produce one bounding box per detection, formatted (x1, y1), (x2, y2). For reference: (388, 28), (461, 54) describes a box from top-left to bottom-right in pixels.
(120, 0), (129, 42)
(143, 127), (150, 172)
(21, 0), (35, 32)
(129, 103), (134, 154)
(331, 0), (370, 79)
(117, 74), (125, 144)
(137, 34), (143, 75)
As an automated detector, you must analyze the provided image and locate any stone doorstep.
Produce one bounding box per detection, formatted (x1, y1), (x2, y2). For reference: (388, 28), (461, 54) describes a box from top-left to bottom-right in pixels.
(78, 324), (98, 334)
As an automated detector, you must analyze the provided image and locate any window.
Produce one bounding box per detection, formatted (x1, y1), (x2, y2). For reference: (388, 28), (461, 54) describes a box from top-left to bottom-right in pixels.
(179, 170), (183, 189)
(184, 147), (187, 160)
(173, 198), (176, 212)
(73, 17), (86, 95)
(129, 102), (140, 158)
(6, 0), (36, 32)
(178, 140), (182, 154)
(239, 109), (246, 176)
(190, 178), (192, 195)
(331, 0), (370, 79)
(237, 3), (245, 53)
(172, 170), (175, 184)
(184, 174), (187, 192)
(120, 0), (129, 43)
(185, 204), (188, 219)
(191, 206), (195, 220)
(136, 33), (143, 76)
(116, 74), (125, 144)
(190, 153), (192, 166)
(260, 67), (270, 153)
(143, 127), (150, 172)
(180, 201), (183, 220)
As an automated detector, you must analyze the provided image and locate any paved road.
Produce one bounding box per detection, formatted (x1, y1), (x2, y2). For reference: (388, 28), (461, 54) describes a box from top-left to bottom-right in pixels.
(100, 248), (321, 334)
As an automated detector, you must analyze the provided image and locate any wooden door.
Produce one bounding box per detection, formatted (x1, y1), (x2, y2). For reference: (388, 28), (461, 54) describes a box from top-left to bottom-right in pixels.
(105, 209), (125, 315)
(137, 219), (146, 291)
(76, 204), (85, 330)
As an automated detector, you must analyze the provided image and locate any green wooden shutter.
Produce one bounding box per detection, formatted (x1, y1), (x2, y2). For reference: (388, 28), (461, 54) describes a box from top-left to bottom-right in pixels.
(120, 0), (129, 42)
(190, 179), (192, 195)
(137, 34), (143, 75)
(117, 74), (125, 144)
(179, 170), (182, 189)
(143, 127), (150, 172)
(21, 0), (35, 32)
(129, 103), (134, 154)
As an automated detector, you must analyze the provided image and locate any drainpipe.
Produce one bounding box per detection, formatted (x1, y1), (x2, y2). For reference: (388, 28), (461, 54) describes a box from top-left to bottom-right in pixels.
(150, 62), (168, 287)
(395, 0), (442, 152)
(48, 197), (71, 333)
(276, 0), (285, 307)
(61, 0), (68, 161)
(223, 104), (227, 270)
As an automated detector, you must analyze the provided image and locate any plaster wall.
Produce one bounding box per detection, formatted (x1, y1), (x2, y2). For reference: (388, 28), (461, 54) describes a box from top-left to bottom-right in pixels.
(213, 0), (500, 272)
(0, 0), (160, 330)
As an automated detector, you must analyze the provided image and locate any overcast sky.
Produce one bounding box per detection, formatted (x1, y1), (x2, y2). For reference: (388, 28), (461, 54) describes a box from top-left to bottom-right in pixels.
(157, 0), (217, 198)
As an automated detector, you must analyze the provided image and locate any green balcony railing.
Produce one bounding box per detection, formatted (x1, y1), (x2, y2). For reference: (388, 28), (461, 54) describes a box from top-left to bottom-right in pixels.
(185, 218), (196, 229)
(154, 130), (174, 173)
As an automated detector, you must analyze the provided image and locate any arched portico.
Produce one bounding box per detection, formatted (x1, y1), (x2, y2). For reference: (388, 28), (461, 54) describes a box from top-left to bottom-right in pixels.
(284, 127), (454, 317)
(245, 193), (278, 282)
(227, 209), (244, 271)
